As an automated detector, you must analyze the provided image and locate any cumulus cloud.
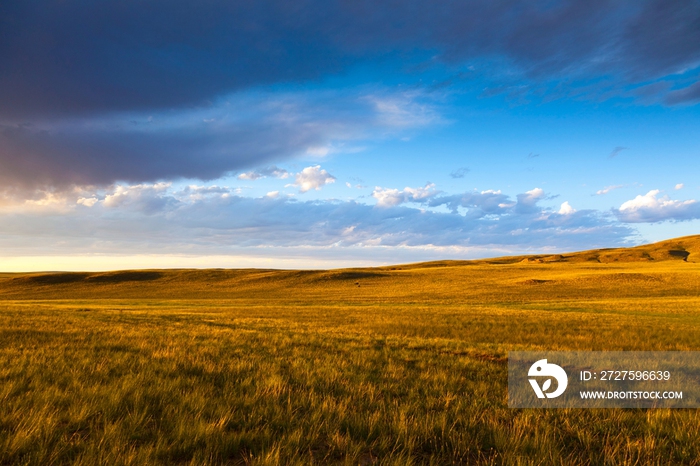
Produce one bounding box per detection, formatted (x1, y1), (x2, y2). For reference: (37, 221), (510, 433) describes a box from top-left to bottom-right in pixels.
(184, 185), (229, 194)
(0, 184), (633, 256)
(615, 190), (700, 223)
(2, 181), (634, 261)
(675, 183), (684, 190)
(558, 201), (576, 215)
(292, 166), (337, 193)
(102, 183), (178, 214)
(515, 188), (546, 214)
(178, 185), (233, 201)
(77, 197), (99, 207)
(429, 189), (511, 215)
(372, 183), (437, 207)
(431, 187), (578, 221)
(21, 192), (71, 210)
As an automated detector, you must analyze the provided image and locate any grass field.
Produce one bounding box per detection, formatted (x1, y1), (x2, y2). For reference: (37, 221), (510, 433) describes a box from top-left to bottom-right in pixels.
(1, 236), (699, 465)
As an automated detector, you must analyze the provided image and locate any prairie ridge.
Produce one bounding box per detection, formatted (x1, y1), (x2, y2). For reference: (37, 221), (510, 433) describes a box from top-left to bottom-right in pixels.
(1, 235), (698, 300)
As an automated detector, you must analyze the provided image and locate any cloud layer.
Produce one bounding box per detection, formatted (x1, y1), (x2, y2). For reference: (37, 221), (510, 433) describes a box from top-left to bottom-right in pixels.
(1, 1), (698, 195)
(1, 1), (697, 266)
(0, 183), (632, 257)
(0, 89), (438, 189)
(615, 190), (700, 223)
(373, 184), (437, 207)
(2, 0), (699, 121)
(8, 181), (699, 264)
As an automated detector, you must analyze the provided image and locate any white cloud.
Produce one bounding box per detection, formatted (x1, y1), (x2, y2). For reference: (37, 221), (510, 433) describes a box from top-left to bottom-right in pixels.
(237, 166), (290, 180)
(77, 197), (98, 207)
(178, 185), (232, 201)
(558, 201), (576, 215)
(372, 183), (437, 207)
(675, 183), (684, 190)
(23, 192), (67, 208)
(306, 146), (330, 156)
(515, 187), (546, 213)
(103, 183), (175, 213)
(595, 185), (624, 195)
(429, 189), (511, 214)
(293, 165), (336, 193)
(367, 90), (442, 128)
(0, 183), (633, 262)
(524, 187), (544, 198)
(616, 190), (700, 223)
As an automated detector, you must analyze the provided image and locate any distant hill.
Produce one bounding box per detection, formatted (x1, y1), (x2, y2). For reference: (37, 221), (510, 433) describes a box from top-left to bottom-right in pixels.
(0, 235), (697, 300)
(518, 234), (699, 264)
(404, 234), (700, 268)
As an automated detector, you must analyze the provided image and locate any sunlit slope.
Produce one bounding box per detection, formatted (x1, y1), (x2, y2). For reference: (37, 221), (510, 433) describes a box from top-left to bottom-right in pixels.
(404, 233), (700, 266)
(523, 233), (699, 263)
(0, 235), (698, 301)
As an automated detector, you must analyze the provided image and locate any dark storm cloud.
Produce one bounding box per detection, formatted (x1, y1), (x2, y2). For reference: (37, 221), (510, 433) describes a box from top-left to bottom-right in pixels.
(0, 119), (319, 188)
(2, 0), (700, 120)
(665, 82), (700, 106)
(0, 89), (437, 188)
(0, 1), (351, 119)
(1, 0), (699, 191)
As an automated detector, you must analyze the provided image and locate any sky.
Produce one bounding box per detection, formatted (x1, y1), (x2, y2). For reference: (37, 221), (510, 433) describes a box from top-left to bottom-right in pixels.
(1, 0), (699, 271)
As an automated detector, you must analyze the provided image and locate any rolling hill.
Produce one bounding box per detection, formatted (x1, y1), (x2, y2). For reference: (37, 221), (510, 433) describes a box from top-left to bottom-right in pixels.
(0, 234), (697, 301)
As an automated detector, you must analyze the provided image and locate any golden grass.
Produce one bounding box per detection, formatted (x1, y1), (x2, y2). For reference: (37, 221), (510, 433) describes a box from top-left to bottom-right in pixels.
(1, 236), (699, 464)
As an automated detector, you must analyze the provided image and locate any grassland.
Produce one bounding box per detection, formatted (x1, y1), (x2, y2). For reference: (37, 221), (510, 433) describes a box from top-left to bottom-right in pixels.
(1, 235), (699, 465)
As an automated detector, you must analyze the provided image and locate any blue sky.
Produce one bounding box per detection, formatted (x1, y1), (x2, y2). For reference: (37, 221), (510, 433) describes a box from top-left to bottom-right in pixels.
(1, 0), (699, 270)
